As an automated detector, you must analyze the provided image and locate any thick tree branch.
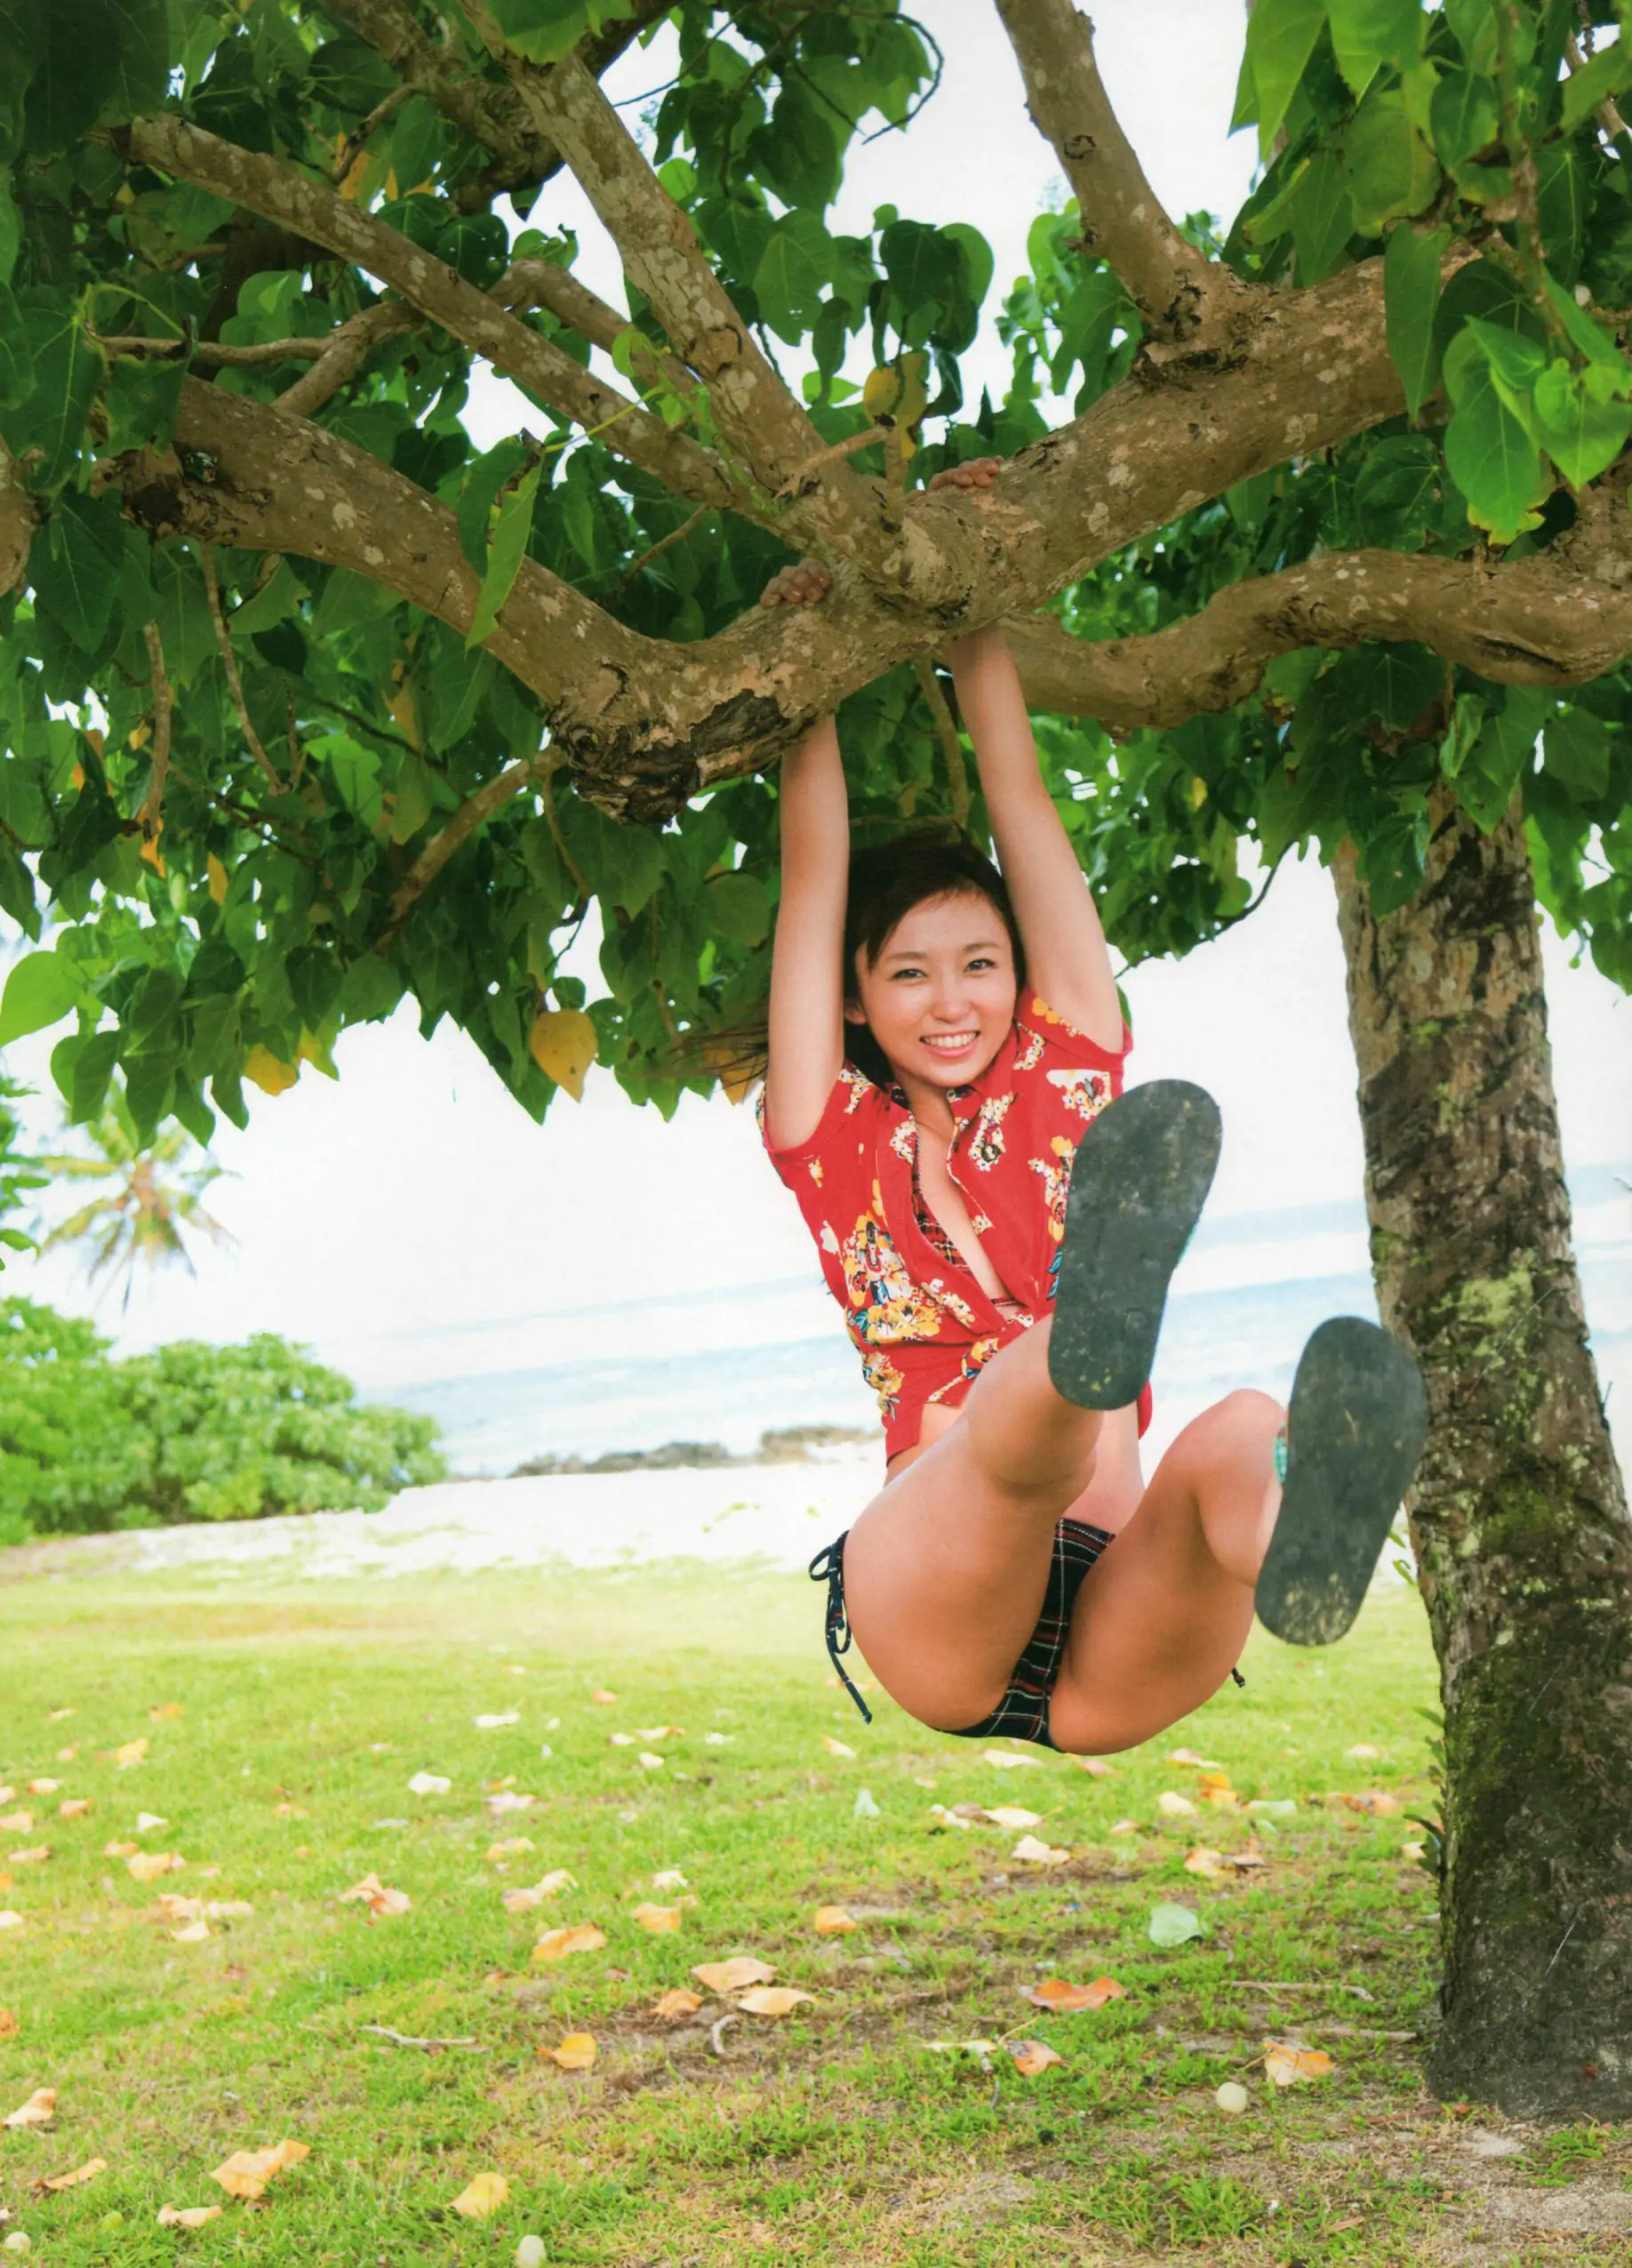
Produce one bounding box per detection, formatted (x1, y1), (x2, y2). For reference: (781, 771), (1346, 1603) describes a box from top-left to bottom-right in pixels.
(1000, 547), (1632, 733)
(992, 0), (1249, 342)
(274, 299), (419, 417)
(493, 256), (700, 406)
(131, 378), (658, 716)
(470, 36), (964, 604)
(119, 116), (739, 517)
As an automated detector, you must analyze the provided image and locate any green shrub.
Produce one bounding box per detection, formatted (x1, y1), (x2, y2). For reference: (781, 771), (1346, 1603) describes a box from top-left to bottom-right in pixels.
(0, 1299), (444, 1543)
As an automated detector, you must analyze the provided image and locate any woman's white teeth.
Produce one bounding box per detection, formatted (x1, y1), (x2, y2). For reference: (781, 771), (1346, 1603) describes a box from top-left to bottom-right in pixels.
(924, 1032), (975, 1050)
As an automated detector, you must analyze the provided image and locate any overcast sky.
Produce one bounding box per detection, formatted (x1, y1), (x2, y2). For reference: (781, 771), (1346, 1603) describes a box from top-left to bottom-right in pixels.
(6, 1), (1629, 1381)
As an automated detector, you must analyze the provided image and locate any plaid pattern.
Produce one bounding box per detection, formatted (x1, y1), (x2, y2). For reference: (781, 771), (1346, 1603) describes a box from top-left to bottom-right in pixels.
(944, 1516), (1115, 1751)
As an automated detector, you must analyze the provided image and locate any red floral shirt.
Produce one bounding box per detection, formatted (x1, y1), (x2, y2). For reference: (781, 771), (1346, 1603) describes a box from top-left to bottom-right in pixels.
(760, 994), (1154, 1461)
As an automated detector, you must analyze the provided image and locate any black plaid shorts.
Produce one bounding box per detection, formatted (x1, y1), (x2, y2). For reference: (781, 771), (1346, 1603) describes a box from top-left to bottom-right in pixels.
(809, 1515), (1116, 1751)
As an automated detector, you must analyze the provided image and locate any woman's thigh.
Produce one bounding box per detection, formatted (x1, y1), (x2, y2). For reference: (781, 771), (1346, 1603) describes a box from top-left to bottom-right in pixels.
(1044, 1391), (1284, 1757)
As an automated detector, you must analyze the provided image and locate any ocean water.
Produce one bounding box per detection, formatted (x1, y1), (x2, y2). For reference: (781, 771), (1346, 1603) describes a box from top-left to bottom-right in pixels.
(375, 1165), (1632, 1481)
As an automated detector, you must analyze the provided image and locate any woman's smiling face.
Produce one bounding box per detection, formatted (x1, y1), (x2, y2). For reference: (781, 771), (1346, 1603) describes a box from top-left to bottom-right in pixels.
(846, 888), (1019, 1091)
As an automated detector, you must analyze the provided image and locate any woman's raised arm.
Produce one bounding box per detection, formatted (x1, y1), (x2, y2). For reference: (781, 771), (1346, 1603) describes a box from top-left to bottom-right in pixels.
(763, 561), (849, 1150)
(928, 462), (1123, 1051)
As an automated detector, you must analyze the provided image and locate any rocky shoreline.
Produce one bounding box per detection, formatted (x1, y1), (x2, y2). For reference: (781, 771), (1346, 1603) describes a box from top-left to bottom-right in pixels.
(507, 1423), (877, 1478)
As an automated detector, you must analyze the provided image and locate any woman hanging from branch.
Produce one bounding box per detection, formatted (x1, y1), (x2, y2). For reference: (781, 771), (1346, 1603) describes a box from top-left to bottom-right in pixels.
(758, 456), (1429, 1752)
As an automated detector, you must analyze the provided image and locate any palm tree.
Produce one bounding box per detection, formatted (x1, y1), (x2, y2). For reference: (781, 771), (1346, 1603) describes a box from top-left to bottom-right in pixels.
(36, 1088), (233, 1309)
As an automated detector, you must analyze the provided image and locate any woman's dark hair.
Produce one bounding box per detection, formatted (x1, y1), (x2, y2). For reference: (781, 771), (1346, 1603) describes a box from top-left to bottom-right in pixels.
(668, 824), (1024, 1095)
(842, 825), (1025, 1087)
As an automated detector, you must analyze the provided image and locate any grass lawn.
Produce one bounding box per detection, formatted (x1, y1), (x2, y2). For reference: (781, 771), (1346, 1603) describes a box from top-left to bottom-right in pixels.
(0, 1552), (1628, 2266)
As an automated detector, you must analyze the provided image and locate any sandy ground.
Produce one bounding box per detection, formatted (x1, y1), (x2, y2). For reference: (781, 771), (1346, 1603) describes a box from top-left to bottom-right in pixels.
(5, 1448), (1418, 1595)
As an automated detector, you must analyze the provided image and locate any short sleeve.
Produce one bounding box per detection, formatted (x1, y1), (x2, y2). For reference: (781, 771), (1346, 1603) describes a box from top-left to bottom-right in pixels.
(1025, 994), (1132, 1070)
(759, 1064), (875, 1181)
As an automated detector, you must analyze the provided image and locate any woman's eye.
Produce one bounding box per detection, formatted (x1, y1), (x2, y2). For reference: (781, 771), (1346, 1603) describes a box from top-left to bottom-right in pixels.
(967, 958), (996, 972)
(891, 966), (924, 981)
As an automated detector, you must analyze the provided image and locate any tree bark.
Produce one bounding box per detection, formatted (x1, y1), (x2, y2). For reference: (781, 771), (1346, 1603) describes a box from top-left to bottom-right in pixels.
(1332, 790), (1632, 2116)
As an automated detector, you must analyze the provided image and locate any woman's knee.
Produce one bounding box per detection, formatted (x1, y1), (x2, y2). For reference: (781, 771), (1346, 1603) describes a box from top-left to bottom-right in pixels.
(1171, 1387), (1283, 1475)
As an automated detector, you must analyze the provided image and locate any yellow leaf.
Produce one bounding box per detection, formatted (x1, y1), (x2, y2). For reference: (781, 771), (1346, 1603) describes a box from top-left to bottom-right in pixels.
(206, 854), (228, 906)
(1011, 1833), (1069, 1864)
(0, 2010), (17, 2038)
(58, 1799), (91, 1818)
(450, 2171), (510, 2218)
(4, 2088), (55, 2129)
(543, 2032), (596, 2070)
(7, 1847), (49, 1866)
(528, 1009), (597, 1100)
(157, 2205), (222, 2228)
(148, 1703), (183, 1719)
(111, 1739), (148, 1768)
(692, 1955), (776, 1994)
(23, 1779), (58, 1795)
(633, 1903), (682, 1933)
(588, 1688), (618, 1704)
(34, 2158), (106, 2194)
(1263, 2040), (1333, 2088)
(1072, 1757), (1118, 1776)
(981, 1807), (1041, 1831)
(126, 1851), (185, 1882)
(820, 1736), (855, 1758)
(0, 1812), (28, 1834)
(244, 1046), (300, 1096)
(140, 829), (165, 876)
(734, 1987), (814, 2017)
(208, 2138), (309, 2200)
(1183, 1847), (1233, 1886)
(102, 1840), (139, 1859)
(653, 1987), (703, 2019)
(1008, 2040), (1064, 2076)
(1157, 1791), (1198, 1817)
(1196, 1770), (1234, 1792)
(812, 1905), (857, 1936)
(338, 1872), (411, 1918)
(532, 1923), (606, 1963)
(484, 1839), (537, 1863)
(981, 1746), (1044, 1770)
(651, 1869), (688, 1891)
(1021, 1975), (1124, 2012)
(1332, 1789), (1401, 1815)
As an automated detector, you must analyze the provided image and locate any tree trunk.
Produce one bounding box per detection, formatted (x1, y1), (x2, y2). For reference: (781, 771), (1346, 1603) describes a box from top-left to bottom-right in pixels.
(1332, 788), (1632, 2116)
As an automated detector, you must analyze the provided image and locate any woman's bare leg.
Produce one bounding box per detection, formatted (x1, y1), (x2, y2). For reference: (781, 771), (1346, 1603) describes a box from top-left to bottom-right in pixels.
(839, 1320), (1106, 1730)
(1045, 1389), (1285, 1756)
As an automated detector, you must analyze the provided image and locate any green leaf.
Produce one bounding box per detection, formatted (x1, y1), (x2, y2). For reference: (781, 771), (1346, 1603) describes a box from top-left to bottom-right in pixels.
(1148, 1901), (1204, 1947)
(1428, 68), (1499, 172)
(706, 870), (770, 947)
(1441, 329), (1547, 544)
(1354, 435), (1441, 546)
(1326, 0), (1423, 94)
(1236, 0), (1327, 157)
(315, 734), (384, 829)
(1356, 809), (1428, 915)
(1531, 360), (1632, 488)
(50, 1028), (120, 1124)
(1340, 89), (1438, 234)
(10, 292), (102, 492)
(1560, 42), (1632, 135)
(1536, 145), (1587, 285)
(103, 350), (187, 453)
(0, 952), (86, 1046)
(1459, 687), (1547, 832)
(1537, 273), (1631, 388)
(1287, 148), (1356, 282)
(754, 210), (832, 345)
(467, 457), (542, 651)
(1384, 223), (1448, 416)
(29, 490), (127, 653)
(1542, 708), (1611, 802)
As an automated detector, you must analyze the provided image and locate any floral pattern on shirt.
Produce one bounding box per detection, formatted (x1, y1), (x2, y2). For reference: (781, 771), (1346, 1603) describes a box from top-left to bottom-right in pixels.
(861, 1346), (905, 1422)
(967, 1092), (1013, 1170)
(841, 1202), (943, 1346)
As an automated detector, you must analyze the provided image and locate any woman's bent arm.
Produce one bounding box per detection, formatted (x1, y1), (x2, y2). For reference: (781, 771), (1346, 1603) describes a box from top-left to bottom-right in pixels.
(764, 709), (849, 1149)
(947, 621), (1124, 1051)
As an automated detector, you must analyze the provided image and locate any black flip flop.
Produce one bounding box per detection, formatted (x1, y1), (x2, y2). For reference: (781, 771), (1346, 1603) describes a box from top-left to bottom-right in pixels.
(1256, 1317), (1430, 1647)
(1047, 1078), (1221, 1412)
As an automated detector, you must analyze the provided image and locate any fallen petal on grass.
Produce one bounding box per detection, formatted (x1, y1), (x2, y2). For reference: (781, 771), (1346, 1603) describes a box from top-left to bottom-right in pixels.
(820, 1736), (855, 1758)
(451, 2171), (509, 2217)
(4, 2090), (55, 2130)
(1011, 1834), (1069, 1863)
(208, 2139), (309, 2200)
(980, 1748), (1043, 1770)
(338, 1873), (411, 1918)
(633, 1903), (683, 1932)
(31, 2159), (106, 2195)
(532, 1924), (606, 1963)
(653, 1988), (702, 2019)
(407, 1773), (452, 1796)
(1021, 1976), (1124, 2012)
(812, 1904), (857, 1935)
(981, 1807), (1041, 1831)
(1157, 1791), (1198, 1817)
(1007, 2040), (1063, 2075)
(1183, 1847), (1232, 1885)
(1263, 2040), (1334, 2087)
(735, 1987), (814, 2016)
(692, 1956), (775, 1993)
(157, 2205), (222, 2228)
(543, 2032), (596, 2070)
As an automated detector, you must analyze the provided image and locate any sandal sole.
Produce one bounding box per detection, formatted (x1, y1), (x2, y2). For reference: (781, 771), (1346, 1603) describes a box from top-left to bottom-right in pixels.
(1047, 1079), (1221, 1411)
(1256, 1317), (1429, 1647)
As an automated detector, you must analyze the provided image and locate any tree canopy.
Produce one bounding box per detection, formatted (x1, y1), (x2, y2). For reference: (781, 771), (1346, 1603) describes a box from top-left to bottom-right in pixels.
(0, 0), (1628, 1158)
